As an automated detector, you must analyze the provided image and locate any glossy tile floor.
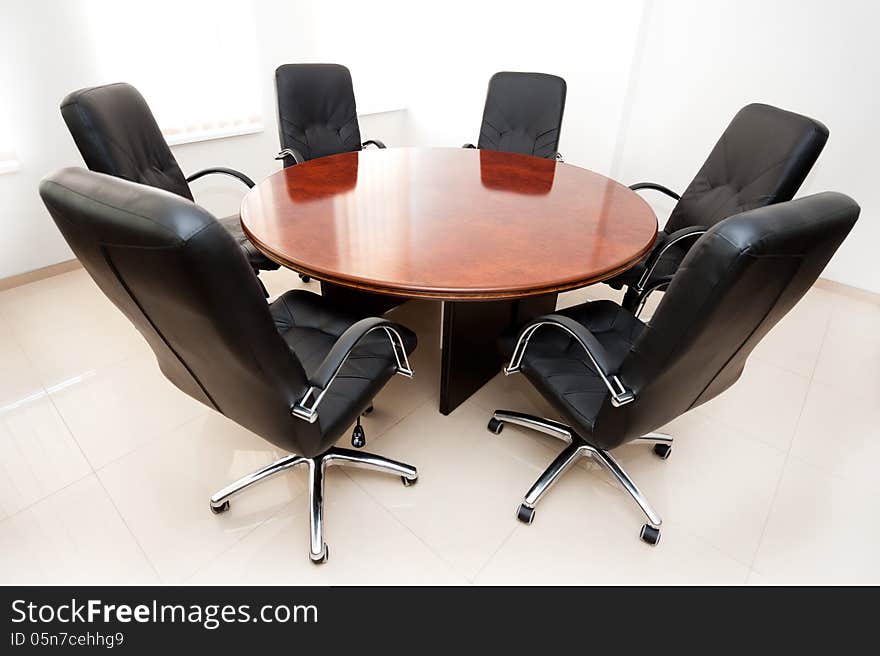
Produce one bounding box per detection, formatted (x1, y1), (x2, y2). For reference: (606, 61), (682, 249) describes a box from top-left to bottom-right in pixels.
(0, 266), (877, 585)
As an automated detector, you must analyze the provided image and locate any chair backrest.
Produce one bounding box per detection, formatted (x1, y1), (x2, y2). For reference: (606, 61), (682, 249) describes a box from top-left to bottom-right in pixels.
(595, 192), (858, 445)
(275, 63), (362, 166)
(665, 103), (829, 233)
(38, 168), (323, 455)
(476, 72), (567, 159)
(61, 82), (193, 200)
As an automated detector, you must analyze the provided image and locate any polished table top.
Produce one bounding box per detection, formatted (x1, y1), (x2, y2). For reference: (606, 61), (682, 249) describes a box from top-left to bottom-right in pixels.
(241, 147), (657, 300)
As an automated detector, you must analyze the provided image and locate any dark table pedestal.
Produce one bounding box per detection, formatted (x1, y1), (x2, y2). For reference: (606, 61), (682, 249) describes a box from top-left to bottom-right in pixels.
(439, 294), (557, 415)
(320, 281), (404, 317)
(321, 281), (556, 416)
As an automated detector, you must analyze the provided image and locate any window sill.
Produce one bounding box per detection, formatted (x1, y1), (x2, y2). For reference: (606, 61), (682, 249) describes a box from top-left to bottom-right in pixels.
(160, 107), (405, 148)
(0, 159), (20, 175)
(165, 122), (264, 147)
(358, 106), (406, 117)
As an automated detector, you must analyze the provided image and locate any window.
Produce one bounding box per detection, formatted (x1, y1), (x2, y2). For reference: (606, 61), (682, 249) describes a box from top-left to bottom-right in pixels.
(303, 0), (410, 116)
(83, 0), (263, 145)
(0, 118), (18, 174)
(0, 151), (18, 174)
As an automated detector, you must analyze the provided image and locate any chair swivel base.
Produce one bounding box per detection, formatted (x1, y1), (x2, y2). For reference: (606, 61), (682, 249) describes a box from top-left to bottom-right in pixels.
(209, 445), (418, 564)
(487, 410), (673, 546)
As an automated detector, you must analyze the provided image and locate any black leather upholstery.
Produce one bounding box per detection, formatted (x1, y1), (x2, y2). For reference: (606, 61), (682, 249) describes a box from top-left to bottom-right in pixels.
(475, 72), (567, 159)
(39, 168), (416, 458)
(270, 291), (416, 440)
(275, 64), (363, 165)
(507, 192), (858, 450)
(217, 214), (271, 269)
(60, 83), (278, 272)
(609, 103), (829, 294)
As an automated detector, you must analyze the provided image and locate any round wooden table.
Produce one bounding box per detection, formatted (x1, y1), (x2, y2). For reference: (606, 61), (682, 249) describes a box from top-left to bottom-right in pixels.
(241, 147), (657, 413)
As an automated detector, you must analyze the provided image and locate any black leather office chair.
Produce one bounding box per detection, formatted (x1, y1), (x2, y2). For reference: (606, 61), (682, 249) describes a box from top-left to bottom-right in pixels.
(274, 63), (388, 282)
(610, 103), (829, 313)
(39, 168), (420, 564)
(274, 63), (387, 166)
(487, 192), (858, 545)
(60, 83), (279, 294)
(463, 72), (567, 160)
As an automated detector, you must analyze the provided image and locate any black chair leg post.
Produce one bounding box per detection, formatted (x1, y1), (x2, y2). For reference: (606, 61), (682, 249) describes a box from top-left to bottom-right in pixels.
(254, 270), (269, 298)
(487, 410), (671, 545)
(210, 446), (418, 564)
(621, 286), (642, 313)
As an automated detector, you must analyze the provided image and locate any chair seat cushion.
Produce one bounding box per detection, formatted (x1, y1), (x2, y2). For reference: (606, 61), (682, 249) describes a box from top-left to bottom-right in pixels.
(270, 290), (417, 441)
(219, 214), (281, 271)
(503, 300), (645, 440)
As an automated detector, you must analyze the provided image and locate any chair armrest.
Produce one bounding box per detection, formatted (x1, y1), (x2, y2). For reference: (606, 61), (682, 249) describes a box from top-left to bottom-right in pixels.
(555, 153), (564, 162)
(629, 182), (681, 201)
(361, 139), (386, 149)
(505, 313), (635, 407)
(633, 275), (674, 319)
(186, 167), (255, 188)
(291, 318), (414, 423)
(462, 143), (476, 149)
(634, 225), (707, 292)
(275, 148), (305, 165)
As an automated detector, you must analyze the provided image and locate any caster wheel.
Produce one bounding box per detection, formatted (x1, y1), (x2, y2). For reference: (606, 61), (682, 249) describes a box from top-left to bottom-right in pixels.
(487, 417), (504, 435)
(516, 504), (535, 525)
(401, 475), (418, 487)
(210, 500), (230, 515)
(310, 544), (329, 565)
(299, 274), (311, 283)
(653, 444), (672, 460)
(363, 404), (374, 415)
(640, 524), (661, 546)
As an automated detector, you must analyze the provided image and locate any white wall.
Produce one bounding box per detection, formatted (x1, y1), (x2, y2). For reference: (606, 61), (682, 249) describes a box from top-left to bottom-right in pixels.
(618, 0), (880, 293)
(400, 0), (646, 177)
(0, 1), (101, 278)
(1, 0), (878, 293)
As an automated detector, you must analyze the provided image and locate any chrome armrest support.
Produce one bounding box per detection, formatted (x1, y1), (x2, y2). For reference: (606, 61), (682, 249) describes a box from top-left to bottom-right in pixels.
(555, 152), (564, 162)
(634, 226), (707, 293)
(361, 139), (387, 149)
(634, 275), (674, 319)
(505, 314), (635, 407)
(186, 167), (255, 188)
(291, 387), (324, 423)
(629, 181), (681, 201)
(291, 321), (414, 423)
(275, 147), (305, 165)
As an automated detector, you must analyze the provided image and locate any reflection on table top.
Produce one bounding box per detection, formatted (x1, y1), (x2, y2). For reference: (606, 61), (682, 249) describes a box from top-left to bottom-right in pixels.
(241, 147), (657, 300)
